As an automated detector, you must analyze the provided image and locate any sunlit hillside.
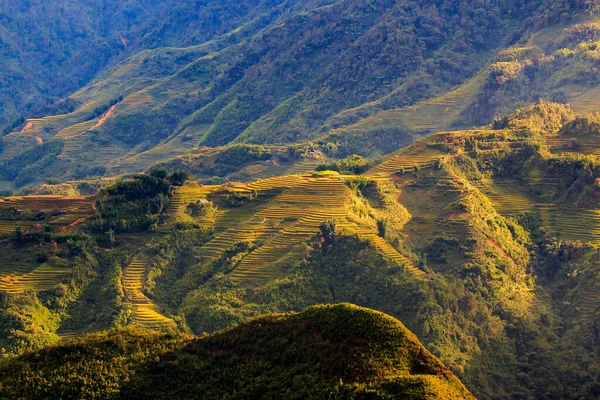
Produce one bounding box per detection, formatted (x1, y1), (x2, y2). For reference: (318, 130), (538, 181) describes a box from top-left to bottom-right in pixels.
(2, 103), (600, 397)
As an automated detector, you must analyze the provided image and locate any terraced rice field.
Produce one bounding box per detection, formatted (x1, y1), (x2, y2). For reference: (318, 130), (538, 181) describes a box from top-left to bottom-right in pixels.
(0, 195), (92, 210)
(59, 136), (127, 163)
(0, 140), (34, 162)
(541, 207), (600, 246)
(168, 183), (273, 233)
(335, 69), (484, 135)
(228, 176), (426, 281)
(0, 264), (71, 293)
(109, 144), (190, 173)
(0, 221), (36, 234)
(0, 195), (96, 294)
(389, 75), (484, 132)
(238, 175), (305, 192)
(0, 196), (94, 236)
(0, 263), (37, 285)
(365, 235), (425, 276)
(229, 178), (350, 281)
(231, 214), (347, 281)
(568, 84), (600, 115)
(408, 176), (465, 192)
(377, 154), (442, 172)
(285, 159), (322, 175)
(579, 291), (600, 319)
(58, 135), (87, 159)
(167, 185), (220, 214)
(486, 182), (600, 246)
(486, 182), (535, 215)
(123, 90), (153, 106)
(545, 135), (600, 155)
(0, 196), (94, 225)
(435, 219), (472, 238)
(197, 223), (276, 264)
(123, 258), (177, 331)
(55, 120), (99, 139)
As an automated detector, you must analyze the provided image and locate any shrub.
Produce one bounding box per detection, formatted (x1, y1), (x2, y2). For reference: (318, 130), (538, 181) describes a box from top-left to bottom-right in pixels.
(316, 154), (369, 175)
(186, 201), (216, 218)
(377, 218), (390, 239)
(312, 170), (340, 177)
(168, 171), (191, 186)
(215, 144), (272, 167)
(93, 173), (173, 233)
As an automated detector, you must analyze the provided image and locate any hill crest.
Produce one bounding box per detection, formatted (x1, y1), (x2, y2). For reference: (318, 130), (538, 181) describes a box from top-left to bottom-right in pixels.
(0, 304), (475, 400)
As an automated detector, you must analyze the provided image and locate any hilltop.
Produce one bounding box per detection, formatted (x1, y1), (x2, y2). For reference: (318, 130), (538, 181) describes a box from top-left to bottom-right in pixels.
(0, 304), (474, 400)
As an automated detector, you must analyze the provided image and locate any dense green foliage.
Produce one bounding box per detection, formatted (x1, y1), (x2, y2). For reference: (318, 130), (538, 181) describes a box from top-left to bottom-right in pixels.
(4, 0), (600, 397)
(316, 155), (370, 175)
(91, 170), (186, 233)
(0, 140), (64, 187)
(84, 96), (123, 122)
(458, 13), (600, 126)
(0, 0), (324, 131)
(0, 235), (127, 354)
(2, 0), (600, 185)
(1, 0), (576, 186)
(131, 0), (539, 148)
(3, 103), (600, 399)
(0, 305), (473, 399)
(120, 104), (600, 399)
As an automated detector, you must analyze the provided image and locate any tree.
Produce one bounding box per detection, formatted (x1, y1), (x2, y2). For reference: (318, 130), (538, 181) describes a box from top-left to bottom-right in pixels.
(168, 171), (191, 186)
(319, 219), (337, 245)
(149, 168), (169, 180)
(108, 229), (116, 248)
(12, 227), (23, 245)
(377, 218), (389, 239)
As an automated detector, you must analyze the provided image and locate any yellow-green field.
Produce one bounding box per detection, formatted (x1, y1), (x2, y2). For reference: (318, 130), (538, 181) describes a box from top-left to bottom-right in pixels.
(123, 257), (177, 331)
(0, 196), (95, 297)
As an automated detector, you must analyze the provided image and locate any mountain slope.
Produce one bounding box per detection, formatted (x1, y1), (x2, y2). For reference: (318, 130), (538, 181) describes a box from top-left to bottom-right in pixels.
(5, 1), (600, 194)
(0, 304), (474, 400)
(0, 0), (331, 131)
(0, 0), (550, 189)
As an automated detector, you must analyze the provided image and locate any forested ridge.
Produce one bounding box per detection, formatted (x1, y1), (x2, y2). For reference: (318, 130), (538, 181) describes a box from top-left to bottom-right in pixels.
(0, 304), (474, 399)
(0, 0), (326, 129)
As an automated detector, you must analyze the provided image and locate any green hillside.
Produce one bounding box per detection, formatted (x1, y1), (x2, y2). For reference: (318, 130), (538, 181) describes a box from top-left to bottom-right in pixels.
(0, 0), (581, 190)
(0, 0), (331, 129)
(0, 304), (473, 400)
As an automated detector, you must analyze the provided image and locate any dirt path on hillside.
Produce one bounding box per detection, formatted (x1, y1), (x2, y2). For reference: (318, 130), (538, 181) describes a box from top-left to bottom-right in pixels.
(90, 105), (116, 131)
(22, 121), (33, 132)
(62, 215), (93, 231)
(487, 238), (516, 265)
